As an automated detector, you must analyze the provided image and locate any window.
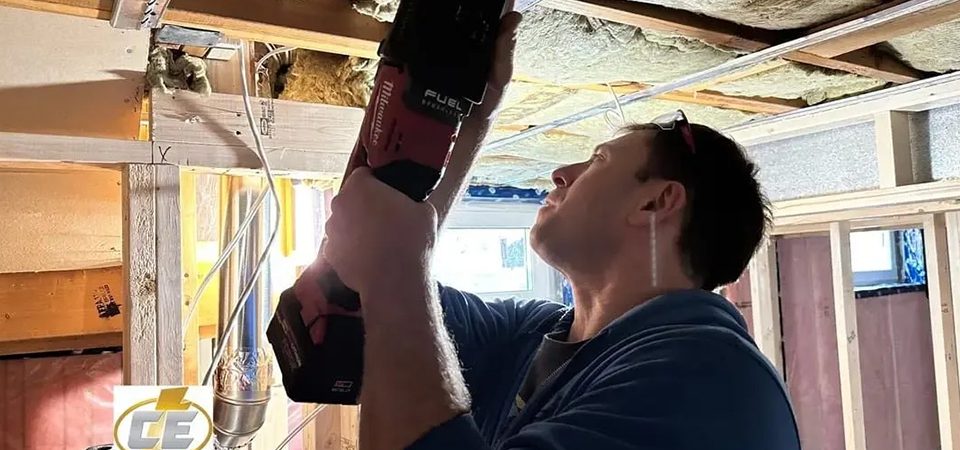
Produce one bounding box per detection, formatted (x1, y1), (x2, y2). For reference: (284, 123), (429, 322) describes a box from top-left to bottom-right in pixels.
(850, 228), (927, 290)
(850, 230), (900, 287)
(433, 202), (558, 302)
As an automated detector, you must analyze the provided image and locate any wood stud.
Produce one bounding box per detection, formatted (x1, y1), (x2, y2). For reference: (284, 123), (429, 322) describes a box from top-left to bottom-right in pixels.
(749, 237), (784, 376)
(924, 213), (960, 450)
(829, 221), (867, 450)
(121, 163), (183, 385)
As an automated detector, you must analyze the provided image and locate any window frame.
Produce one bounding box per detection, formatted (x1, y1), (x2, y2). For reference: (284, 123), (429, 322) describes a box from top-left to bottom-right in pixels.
(439, 201), (558, 302)
(851, 229), (901, 288)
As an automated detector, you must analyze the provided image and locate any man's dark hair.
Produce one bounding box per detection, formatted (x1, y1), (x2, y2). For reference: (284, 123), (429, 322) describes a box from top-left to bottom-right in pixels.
(624, 122), (771, 291)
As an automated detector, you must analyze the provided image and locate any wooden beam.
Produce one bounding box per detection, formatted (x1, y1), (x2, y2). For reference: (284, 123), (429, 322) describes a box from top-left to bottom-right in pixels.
(771, 215), (925, 236)
(539, 0), (922, 84)
(805, 1), (960, 59)
(772, 179), (960, 229)
(181, 171), (201, 385)
(0, 0), (110, 20)
(151, 90), (358, 175)
(164, 0), (388, 58)
(0, 132), (151, 166)
(829, 221), (867, 450)
(748, 237), (783, 375)
(2, 0), (923, 86)
(923, 213), (960, 450)
(875, 110), (915, 188)
(727, 71), (960, 145)
(512, 76), (803, 115)
(539, 0), (780, 52)
(0, 267), (124, 357)
(122, 163), (183, 385)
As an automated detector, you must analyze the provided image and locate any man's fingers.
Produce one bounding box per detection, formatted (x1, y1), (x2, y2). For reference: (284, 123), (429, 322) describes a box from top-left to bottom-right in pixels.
(490, 11), (521, 89)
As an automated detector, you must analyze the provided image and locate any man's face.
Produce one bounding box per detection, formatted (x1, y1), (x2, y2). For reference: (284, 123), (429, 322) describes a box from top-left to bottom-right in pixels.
(530, 129), (659, 268)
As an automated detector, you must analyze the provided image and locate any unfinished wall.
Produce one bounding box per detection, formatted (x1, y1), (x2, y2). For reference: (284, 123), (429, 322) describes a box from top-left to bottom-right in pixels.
(909, 102), (960, 182)
(778, 236), (940, 450)
(0, 6), (148, 140)
(747, 122), (878, 201)
(0, 168), (122, 273)
(0, 352), (121, 449)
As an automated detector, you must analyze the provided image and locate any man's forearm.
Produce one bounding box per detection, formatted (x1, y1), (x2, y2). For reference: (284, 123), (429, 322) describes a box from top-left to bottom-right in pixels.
(358, 275), (471, 450)
(429, 116), (493, 226)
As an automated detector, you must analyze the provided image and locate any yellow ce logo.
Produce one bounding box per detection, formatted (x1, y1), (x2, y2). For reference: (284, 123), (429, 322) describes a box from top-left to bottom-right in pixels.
(113, 387), (213, 450)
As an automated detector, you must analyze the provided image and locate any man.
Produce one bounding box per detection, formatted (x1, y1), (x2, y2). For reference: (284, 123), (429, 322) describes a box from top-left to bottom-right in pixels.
(321, 10), (801, 450)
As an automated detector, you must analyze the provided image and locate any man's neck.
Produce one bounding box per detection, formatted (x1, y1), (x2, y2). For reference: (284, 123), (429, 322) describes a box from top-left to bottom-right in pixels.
(566, 269), (696, 342)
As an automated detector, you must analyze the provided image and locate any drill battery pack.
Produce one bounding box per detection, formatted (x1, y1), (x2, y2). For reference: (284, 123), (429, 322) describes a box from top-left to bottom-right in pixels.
(267, 0), (512, 405)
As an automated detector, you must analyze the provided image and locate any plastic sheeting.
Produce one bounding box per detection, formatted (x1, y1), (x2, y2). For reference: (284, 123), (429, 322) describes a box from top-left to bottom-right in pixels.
(0, 352), (121, 450)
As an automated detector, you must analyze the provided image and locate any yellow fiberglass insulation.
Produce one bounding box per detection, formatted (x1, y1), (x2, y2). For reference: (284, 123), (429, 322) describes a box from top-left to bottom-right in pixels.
(884, 18), (960, 73)
(279, 50), (376, 108)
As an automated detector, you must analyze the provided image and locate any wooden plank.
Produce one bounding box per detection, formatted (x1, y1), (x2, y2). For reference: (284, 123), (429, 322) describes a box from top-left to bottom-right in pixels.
(539, 0), (780, 52)
(154, 164), (183, 385)
(786, 47), (922, 85)
(771, 215), (925, 236)
(0, 5), (150, 140)
(181, 171), (201, 385)
(109, 0), (144, 28)
(249, 386), (291, 450)
(122, 164), (158, 385)
(772, 179), (960, 229)
(121, 163), (182, 385)
(510, 75), (803, 115)
(163, 0), (388, 58)
(804, 2), (960, 59)
(829, 221), (867, 450)
(874, 110), (915, 188)
(923, 213), (960, 450)
(0, 0), (110, 20)
(748, 237), (783, 375)
(151, 89), (359, 174)
(539, 0), (922, 84)
(0, 132), (151, 166)
(0, 267), (124, 356)
(727, 71), (960, 145)
(312, 405), (360, 449)
(0, 332), (122, 357)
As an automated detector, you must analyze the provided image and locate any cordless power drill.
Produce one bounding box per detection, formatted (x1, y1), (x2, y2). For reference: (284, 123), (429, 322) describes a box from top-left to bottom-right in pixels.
(267, 0), (534, 405)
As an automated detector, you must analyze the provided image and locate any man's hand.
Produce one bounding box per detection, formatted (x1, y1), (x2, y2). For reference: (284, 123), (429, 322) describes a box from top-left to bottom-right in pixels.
(430, 9), (523, 224)
(470, 9), (522, 123)
(323, 166), (438, 298)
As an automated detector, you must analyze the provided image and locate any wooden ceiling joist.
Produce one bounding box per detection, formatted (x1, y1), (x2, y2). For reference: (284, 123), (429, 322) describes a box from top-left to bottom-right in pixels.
(539, 0), (924, 84)
(1, 0), (933, 85)
(805, 0), (960, 58)
(0, 0), (389, 58)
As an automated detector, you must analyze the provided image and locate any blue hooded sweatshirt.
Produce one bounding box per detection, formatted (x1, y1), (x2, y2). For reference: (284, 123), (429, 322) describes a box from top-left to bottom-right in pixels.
(408, 285), (801, 450)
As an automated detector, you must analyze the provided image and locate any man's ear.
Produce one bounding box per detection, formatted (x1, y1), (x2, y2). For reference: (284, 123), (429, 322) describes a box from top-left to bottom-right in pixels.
(626, 180), (687, 226)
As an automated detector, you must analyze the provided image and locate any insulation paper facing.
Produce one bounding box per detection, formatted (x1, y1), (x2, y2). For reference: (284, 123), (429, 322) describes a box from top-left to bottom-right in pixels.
(747, 122), (879, 201)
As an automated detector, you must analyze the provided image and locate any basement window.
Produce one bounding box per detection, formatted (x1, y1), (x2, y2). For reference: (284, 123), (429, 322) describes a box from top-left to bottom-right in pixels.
(851, 228), (927, 296)
(432, 202), (559, 302)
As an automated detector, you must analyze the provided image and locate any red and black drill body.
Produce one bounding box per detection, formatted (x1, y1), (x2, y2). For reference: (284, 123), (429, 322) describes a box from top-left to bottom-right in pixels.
(267, 0), (512, 405)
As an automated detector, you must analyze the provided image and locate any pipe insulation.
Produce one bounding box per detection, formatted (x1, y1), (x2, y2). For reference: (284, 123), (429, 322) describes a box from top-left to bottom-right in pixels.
(214, 177), (275, 449)
(484, 0), (959, 151)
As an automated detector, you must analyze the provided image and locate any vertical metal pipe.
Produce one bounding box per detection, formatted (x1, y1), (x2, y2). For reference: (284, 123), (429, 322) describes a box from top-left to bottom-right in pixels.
(214, 176), (274, 449)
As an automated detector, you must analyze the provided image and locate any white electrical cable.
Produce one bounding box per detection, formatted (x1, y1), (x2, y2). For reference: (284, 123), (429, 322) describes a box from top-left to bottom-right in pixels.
(254, 45), (295, 100)
(182, 187), (269, 335)
(272, 405), (328, 450)
(202, 42), (283, 386)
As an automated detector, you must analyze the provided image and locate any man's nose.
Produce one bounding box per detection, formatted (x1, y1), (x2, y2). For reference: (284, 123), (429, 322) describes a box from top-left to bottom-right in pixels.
(552, 163), (583, 188)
